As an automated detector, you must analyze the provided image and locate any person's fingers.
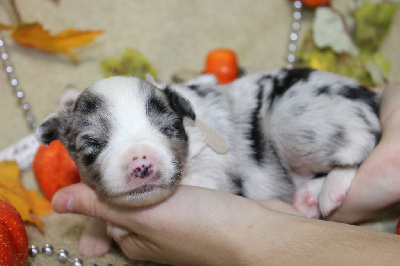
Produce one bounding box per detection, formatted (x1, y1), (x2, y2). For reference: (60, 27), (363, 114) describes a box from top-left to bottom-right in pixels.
(106, 222), (131, 242)
(51, 183), (133, 226)
(52, 183), (100, 214)
(327, 140), (400, 223)
(51, 183), (220, 233)
(257, 199), (302, 216)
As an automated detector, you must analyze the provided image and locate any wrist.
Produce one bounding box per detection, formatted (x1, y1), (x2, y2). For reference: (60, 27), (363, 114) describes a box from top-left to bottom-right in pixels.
(230, 212), (306, 264)
(236, 215), (400, 265)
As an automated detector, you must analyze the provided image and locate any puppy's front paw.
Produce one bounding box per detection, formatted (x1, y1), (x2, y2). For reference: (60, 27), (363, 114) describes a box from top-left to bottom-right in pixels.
(293, 178), (324, 219)
(79, 236), (111, 258)
(318, 168), (356, 217)
(79, 218), (112, 258)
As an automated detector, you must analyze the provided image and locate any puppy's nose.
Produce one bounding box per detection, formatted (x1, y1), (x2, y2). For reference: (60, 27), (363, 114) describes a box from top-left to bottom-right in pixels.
(131, 156), (156, 178)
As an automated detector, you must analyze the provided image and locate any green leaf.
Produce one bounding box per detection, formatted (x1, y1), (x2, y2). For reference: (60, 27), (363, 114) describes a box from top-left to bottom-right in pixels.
(336, 53), (390, 86)
(313, 7), (359, 56)
(296, 32), (391, 86)
(101, 48), (157, 79)
(336, 56), (372, 85)
(365, 61), (385, 86)
(296, 2), (395, 87)
(354, 2), (398, 52)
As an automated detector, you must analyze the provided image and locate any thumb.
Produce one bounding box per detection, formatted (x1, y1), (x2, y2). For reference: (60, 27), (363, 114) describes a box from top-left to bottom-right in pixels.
(51, 183), (116, 220)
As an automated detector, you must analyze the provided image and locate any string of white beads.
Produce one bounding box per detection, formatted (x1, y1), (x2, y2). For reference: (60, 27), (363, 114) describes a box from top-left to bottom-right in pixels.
(29, 244), (89, 266)
(0, 29), (37, 130)
(287, 0), (302, 68)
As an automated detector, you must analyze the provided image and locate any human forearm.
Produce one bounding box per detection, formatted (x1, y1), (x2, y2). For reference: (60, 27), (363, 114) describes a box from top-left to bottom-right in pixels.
(236, 214), (400, 265)
(52, 183), (400, 265)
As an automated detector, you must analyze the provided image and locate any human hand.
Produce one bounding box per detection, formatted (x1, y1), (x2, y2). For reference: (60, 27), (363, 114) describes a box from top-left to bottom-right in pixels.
(52, 181), (400, 265)
(328, 83), (400, 223)
(51, 183), (301, 264)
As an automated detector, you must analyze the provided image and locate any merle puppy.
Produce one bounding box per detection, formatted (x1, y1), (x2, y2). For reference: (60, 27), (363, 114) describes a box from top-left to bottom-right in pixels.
(36, 68), (381, 257)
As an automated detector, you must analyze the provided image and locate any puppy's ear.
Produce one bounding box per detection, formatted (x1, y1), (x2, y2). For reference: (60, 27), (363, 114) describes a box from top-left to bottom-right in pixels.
(35, 113), (63, 145)
(164, 86), (196, 120)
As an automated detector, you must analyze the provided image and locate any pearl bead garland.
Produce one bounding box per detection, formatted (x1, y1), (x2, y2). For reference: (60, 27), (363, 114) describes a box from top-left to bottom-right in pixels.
(0, 29), (37, 130)
(28, 244), (97, 266)
(287, 0), (302, 68)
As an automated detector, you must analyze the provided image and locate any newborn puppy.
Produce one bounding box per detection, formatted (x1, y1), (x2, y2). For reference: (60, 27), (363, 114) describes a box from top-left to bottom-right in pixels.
(36, 68), (381, 257)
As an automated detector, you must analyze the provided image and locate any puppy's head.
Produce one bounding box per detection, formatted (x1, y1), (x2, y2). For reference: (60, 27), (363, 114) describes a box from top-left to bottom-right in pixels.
(36, 76), (195, 207)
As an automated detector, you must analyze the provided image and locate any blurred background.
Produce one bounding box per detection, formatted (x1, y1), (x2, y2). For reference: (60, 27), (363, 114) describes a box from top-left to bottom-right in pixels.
(1, 0), (398, 148)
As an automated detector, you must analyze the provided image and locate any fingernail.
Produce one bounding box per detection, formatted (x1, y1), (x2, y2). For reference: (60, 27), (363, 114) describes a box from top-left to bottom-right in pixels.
(51, 192), (74, 213)
(66, 195), (74, 212)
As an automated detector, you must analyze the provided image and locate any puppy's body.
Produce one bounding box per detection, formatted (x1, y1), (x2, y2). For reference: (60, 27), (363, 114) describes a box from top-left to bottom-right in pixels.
(175, 68), (380, 203)
(37, 68), (381, 257)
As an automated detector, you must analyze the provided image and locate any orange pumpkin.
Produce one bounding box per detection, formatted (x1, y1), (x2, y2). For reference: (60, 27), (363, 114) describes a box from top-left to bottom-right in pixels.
(397, 219), (400, 235)
(291, 0), (331, 8)
(33, 140), (80, 200)
(0, 200), (28, 266)
(203, 48), (238, 84)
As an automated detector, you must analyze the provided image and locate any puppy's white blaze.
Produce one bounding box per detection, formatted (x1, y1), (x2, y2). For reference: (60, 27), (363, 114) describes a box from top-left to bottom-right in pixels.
(91, 76), (150, 136)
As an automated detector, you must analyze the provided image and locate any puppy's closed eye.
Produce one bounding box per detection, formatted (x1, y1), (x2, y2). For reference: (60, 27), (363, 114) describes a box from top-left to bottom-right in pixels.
(161, 120), (185, 139)
(76, 135), (108, 165)
(78, 135), (101, 149)
(161, 125), (175, 137)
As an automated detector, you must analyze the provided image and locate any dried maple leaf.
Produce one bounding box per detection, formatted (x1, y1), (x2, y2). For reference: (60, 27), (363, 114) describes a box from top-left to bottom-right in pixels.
(9, 22), (104, 61)
(101, 47), (158, 79)
(0, 24), (12, 30)
(0, 161), (52, 232)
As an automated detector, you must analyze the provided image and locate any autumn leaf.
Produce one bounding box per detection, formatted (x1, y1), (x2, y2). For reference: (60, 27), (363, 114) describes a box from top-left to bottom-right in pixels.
(26, 190), (53, 217)
(313, 7), (359, 56)
(7, 22), (103, 61)
(0, 24), (12, 30)
(0, 161), (52, 232)
(308, 49), (337, 71)
(101, 47), (158, 79)
(354, 2), (398, 53)
(296, 3), (396, 87)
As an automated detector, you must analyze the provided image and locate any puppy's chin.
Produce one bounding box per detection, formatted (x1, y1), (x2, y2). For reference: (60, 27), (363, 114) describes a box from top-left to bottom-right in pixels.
(102, 185), (177, 207)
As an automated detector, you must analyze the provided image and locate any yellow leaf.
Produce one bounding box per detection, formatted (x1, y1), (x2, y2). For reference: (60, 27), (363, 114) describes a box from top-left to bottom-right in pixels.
(11, 22), (104, 61)
(308, 50), (337, 72)
(0, 23), (12, 30)
(0, 161), (52, 232)
(27, 190), (53, 217)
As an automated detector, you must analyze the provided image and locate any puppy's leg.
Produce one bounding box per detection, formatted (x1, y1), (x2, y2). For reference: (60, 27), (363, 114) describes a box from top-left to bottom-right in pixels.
(293, 178), (324, 219)
(318, 167), (356, 217)
(79, 217), (112, 258)
(294, 167), (356, 218)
